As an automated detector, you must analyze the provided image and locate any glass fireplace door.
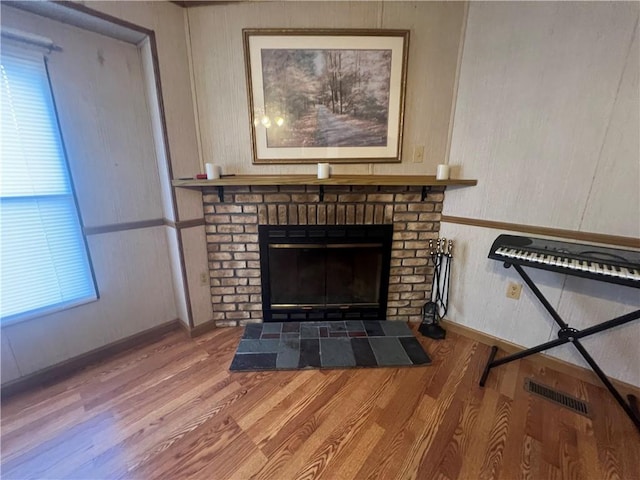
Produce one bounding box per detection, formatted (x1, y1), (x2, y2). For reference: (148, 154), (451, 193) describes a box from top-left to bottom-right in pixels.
(268, 243), (383, 308)
(259, 224), (393, 322)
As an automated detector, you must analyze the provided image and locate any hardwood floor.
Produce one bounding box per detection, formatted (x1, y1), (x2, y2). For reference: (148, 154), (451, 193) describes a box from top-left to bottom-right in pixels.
(1, 325), (639, 479)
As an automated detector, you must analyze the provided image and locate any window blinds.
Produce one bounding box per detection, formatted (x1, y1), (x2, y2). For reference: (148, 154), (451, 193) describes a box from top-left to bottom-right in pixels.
(1, 44), (97, 323)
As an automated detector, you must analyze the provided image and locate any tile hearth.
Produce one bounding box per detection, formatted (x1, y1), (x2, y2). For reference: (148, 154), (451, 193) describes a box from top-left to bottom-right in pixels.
(229, 320), (432, 371)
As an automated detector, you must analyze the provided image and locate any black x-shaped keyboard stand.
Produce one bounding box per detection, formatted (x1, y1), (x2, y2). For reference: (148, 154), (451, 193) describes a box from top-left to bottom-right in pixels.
(479, 262), (640, 433)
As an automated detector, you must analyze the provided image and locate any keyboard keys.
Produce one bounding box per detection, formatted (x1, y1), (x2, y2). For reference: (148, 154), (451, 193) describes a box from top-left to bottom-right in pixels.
(490, 235), (639, 287)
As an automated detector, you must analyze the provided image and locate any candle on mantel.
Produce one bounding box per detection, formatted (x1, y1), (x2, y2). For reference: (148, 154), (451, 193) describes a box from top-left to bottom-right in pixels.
(317, 163), (330, 179)
(436, 164), (450, 180)
(206, 163), (221, 180)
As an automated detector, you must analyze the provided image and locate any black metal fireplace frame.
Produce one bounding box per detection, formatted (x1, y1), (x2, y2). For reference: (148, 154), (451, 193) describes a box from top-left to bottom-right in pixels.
(258, 224), (393, 322)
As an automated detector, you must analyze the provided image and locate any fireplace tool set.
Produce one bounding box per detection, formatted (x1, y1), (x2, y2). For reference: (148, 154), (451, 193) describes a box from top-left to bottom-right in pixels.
(419, 238), (453, 340)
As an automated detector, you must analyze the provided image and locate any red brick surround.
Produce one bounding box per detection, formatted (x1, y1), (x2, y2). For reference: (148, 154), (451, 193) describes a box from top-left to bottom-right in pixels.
(203, 185), (444, 327)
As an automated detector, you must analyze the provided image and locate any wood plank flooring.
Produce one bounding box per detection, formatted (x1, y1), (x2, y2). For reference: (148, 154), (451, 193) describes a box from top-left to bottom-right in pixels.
(1, 325), (639, 479)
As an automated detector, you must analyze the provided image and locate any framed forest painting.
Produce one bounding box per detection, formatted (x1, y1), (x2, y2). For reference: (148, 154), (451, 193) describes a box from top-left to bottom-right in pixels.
(243, 29), (409, 164)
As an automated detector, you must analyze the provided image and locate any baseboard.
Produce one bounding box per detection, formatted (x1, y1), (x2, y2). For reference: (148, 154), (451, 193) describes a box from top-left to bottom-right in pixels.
(177, 317), (194, 337)
(188, 318), (218, 338)
(440, 319), (640, 397)
(1, 319), (181, 399)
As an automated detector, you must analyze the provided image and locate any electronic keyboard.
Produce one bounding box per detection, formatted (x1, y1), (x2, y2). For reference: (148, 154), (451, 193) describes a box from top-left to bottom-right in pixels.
(489, 234), (640, 288)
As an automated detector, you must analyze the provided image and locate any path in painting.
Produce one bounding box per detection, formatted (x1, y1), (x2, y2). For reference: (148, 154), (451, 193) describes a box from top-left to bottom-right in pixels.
(313, 105), (388, 147)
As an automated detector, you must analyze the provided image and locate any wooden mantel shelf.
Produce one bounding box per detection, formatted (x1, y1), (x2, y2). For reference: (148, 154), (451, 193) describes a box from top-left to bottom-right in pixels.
(172, 174), (477, 188)
(172, 174), (477, 202)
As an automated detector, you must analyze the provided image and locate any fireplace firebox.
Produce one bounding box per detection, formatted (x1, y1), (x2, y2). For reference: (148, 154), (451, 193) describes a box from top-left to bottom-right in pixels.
(259, 225), (393, 322)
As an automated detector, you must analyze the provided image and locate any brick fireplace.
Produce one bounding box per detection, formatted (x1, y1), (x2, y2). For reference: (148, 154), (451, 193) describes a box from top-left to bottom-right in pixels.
(203, 184), (444, 327)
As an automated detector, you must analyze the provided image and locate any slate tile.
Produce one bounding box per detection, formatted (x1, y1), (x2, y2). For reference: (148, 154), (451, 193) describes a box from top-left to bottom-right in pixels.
(319, 327), (329, 337)
(300, 325), (319, 339)
(329, 331), (348, 337)
(298, 339), (321, 368)
(348, 331), (367, 337)
(243, 323), (262, 339)
(282, 322), (301, 333)
(262, 333), (281, 339)
(364, 321), (385, 337)
(320, 338), (355, 367)
(277, 338), (300, 369)
(236, 339), (281, 354)
(369, 337), (412, 366)
(328, 321), (347, 332)
(230, 353), (277, 371)
(351, 338), (378, 367)
(280, 336), (300, 349)
(308, 322), (329, 328)
(262, 323), (282, 334)
(345, 320), (364, 331)
(380, 321), (413, 337)
(399, 337), (432, 365)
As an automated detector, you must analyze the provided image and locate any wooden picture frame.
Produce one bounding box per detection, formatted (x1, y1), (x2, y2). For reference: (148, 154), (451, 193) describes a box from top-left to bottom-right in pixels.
(243, 29), (409, 164)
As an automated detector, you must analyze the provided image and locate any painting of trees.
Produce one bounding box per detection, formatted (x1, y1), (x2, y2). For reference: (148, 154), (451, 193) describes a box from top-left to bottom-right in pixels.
(261, 49), (319, 123)
(260, 48), (393, 148)
(322, 50), (391, 122)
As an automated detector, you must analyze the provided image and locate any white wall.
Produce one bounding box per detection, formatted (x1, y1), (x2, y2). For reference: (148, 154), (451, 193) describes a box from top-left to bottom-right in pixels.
(89, 0), (213, 327)
(88, 1), (203, 219)
(0, 6), (178, 382)
(441, 2), (640, 385)
(187, 1), (466, 177)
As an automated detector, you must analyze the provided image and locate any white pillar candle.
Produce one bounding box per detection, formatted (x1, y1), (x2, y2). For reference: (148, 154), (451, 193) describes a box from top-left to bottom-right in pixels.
(317, 163), (330, 179)
(205, 163), (221, 180)
(436, 164), (450, 180)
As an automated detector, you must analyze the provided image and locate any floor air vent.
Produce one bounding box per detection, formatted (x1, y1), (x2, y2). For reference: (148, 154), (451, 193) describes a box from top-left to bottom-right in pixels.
(524, 378), (590, 417)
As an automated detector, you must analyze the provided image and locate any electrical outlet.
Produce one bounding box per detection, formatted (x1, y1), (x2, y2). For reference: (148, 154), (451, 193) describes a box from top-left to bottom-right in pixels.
(413, 145), (425, 163)
(200, 272), (209, 286)
(506, 282), (522, 300)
